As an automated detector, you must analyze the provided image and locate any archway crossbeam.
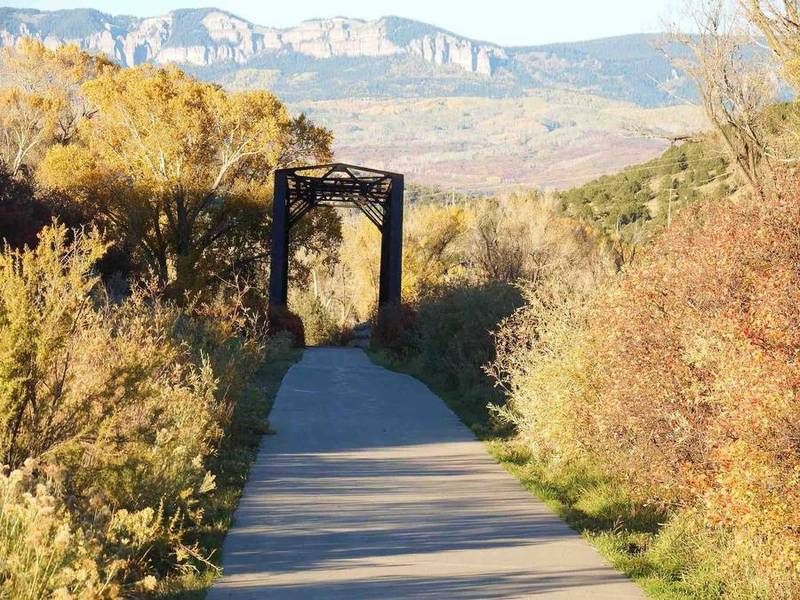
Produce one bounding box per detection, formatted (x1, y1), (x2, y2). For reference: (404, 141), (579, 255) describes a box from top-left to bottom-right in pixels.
(286, 173), (391, 229)
(269, 163), (405, 311)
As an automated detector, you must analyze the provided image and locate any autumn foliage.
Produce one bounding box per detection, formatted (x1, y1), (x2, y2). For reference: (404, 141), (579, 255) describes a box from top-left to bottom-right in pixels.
(37, 64), (333, 297)
(0, 38), (112, 175)
(493, 188), (800, 597)
(0, 225), (270, 596)
(3, 6), (800, 597)
(0, 39), (332, 597)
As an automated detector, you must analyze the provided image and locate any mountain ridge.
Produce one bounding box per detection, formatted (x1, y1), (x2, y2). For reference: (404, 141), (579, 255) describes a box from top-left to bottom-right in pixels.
(0, 6), (691, 106)
(0, 8), (507, 76)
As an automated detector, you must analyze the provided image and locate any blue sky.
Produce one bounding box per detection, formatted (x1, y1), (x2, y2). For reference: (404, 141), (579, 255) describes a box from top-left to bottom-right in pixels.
(3, 0), (678, 46)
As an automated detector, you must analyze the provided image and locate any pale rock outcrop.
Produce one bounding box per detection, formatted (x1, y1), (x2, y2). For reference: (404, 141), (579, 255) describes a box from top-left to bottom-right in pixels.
(407, 32), (505, 76)
(0, 9), (506, 76)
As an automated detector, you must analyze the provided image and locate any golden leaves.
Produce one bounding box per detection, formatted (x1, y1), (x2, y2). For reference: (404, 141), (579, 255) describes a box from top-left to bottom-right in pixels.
(36, 63), (334, 295)
(0, 38), (113, 174)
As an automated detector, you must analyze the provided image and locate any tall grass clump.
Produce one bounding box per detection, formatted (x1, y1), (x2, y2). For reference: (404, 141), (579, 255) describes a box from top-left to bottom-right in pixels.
(0, 459), (120, 599)
(408, 282), (524, 432)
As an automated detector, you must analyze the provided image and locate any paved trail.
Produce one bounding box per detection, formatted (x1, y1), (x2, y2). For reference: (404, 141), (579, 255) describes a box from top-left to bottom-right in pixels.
(207, 348), (643, 599)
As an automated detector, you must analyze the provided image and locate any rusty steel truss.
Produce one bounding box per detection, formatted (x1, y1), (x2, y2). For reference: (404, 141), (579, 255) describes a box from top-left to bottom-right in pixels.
(269, 163), (404, 312)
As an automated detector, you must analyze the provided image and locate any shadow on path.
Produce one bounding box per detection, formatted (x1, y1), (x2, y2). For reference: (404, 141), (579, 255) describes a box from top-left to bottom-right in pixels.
(207, 348), (643, 600)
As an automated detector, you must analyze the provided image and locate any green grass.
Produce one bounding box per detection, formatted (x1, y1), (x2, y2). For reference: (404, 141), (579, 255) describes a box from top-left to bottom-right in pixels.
(157, 348), (301, 599)
(489, 442), (704, 600)
(368, 349), (706, 600)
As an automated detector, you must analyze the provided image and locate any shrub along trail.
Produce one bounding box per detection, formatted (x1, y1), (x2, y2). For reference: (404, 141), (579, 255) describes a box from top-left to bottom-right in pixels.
(207, 348), (643, 599)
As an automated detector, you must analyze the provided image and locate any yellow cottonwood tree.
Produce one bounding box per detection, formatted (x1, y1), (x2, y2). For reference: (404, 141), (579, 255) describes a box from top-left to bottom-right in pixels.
(0, 38), (112, 175)
(38, 65), (334, 297)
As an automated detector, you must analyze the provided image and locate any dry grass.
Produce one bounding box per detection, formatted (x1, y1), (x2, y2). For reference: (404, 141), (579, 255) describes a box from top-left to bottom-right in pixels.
(291, 91), (706, 191)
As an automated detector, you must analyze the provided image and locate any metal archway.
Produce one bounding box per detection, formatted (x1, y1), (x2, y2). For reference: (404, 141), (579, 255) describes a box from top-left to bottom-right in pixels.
(268, 163), (404, 312)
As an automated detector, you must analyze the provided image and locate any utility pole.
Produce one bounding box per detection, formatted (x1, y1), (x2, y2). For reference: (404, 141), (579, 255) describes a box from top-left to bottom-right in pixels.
(667, 184), (674, 228)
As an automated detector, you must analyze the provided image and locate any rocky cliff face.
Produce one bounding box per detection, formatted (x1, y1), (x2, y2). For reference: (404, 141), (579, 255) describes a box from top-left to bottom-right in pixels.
(0, 8), (690, 106)
(0, 8), (507, 76)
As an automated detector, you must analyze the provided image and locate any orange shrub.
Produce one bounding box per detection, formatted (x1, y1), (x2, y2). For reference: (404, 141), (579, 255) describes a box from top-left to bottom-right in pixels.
(587, 192), (800, 503)
(495, 189), (800, 595)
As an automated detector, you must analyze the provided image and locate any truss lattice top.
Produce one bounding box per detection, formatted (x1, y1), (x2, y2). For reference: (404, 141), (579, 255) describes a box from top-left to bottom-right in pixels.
(283, 163), (402, 230)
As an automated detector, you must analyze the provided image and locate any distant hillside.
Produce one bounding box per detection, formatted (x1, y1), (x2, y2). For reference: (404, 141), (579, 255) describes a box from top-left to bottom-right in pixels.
(507, 35), (694, 107)
(293, 94), (706, 191)
(0, 7), (693, 106)
(556, 142), (733, 241)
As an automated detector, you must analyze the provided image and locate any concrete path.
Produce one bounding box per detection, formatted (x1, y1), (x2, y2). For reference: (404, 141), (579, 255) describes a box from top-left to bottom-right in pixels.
(207, 348), (644, 599)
